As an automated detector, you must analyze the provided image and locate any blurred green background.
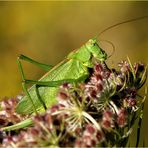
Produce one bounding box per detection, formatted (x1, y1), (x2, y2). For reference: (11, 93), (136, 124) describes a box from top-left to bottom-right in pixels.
(0, 1), (148, 146)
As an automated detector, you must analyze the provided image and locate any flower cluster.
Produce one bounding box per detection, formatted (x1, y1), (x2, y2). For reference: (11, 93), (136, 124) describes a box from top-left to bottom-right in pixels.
(0, 58), (147, 147)
(0, 96), (28, 128)
(2, 111), (64, 147)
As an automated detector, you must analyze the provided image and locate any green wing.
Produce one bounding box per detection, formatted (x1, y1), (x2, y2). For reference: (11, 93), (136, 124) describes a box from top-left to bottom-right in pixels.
(16, 59), (88, 114)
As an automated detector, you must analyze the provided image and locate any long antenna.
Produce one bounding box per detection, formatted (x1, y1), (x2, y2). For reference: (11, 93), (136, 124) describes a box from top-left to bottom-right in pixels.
(98, 15), (148, 37)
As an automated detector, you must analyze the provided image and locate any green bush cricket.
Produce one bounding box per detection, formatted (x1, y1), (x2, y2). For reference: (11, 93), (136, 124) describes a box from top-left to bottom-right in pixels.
(2, 15), (148, 131)
(16, 38), (107, 114)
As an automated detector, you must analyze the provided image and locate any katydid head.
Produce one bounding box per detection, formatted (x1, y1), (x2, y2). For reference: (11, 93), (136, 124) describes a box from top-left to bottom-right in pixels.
(88, 16), (148, 62)
(86, 38), (107, 61)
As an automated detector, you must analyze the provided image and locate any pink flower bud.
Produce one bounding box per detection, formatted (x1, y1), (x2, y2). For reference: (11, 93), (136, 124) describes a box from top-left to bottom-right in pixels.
(95, 74), (103, 81)
(128, 98), (137, 107)
(103, 110), (113, 120)
(102, 120), (112, 129)
(117, 108), (127, 127)
(96, 131), (103, 141)
(86, 124), (96, 134)
(58, 91), (68, 100)
(95, 64), (103, 73)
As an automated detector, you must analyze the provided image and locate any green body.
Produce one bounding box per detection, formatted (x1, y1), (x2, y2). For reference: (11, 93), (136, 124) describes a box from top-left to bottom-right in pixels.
(16, 38), (107, 114)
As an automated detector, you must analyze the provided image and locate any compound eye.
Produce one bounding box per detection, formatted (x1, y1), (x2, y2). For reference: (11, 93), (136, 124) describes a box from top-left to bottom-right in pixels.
(87, 39), (96, 47)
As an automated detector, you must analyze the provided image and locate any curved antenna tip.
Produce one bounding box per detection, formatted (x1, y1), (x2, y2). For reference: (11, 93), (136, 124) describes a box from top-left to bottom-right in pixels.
(97, 15), (148, 38)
